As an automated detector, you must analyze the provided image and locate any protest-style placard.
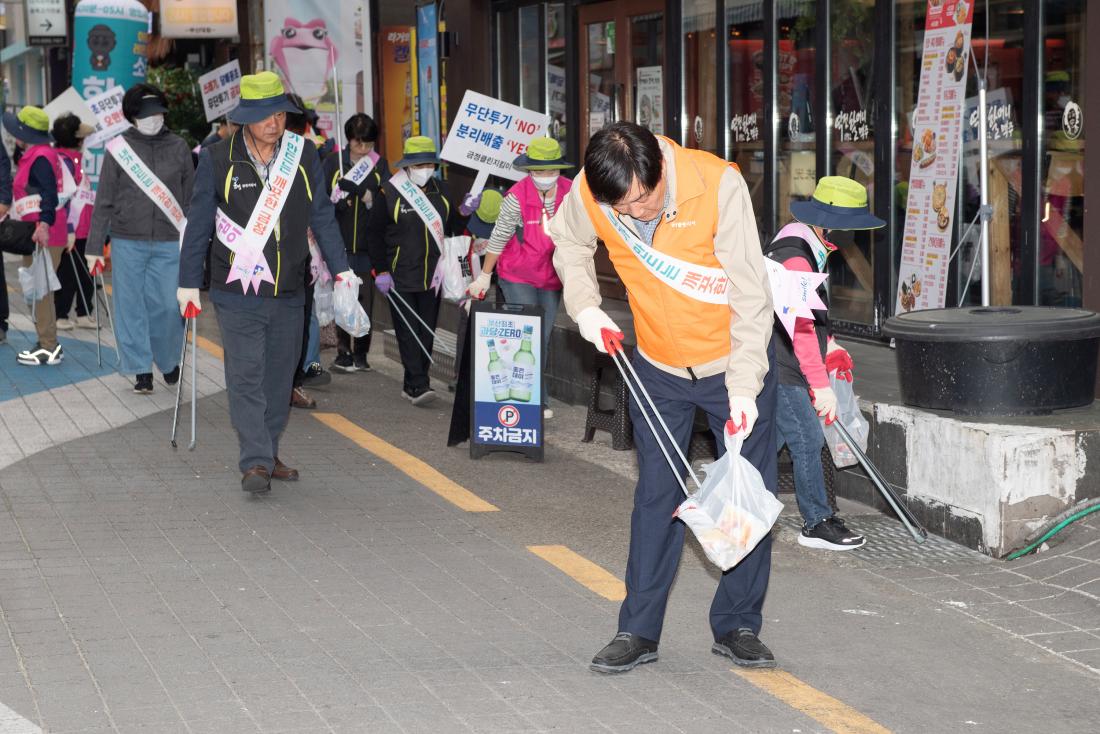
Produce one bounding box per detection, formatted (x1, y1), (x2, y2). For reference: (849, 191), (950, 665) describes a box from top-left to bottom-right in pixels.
(440, 91), (550, 195)
(83, 86), (130, 148)
(198, 60), (242, 122)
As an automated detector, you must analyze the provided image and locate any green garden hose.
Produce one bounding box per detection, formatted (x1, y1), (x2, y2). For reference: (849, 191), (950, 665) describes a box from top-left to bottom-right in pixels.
(1005, 499), (1100, 561)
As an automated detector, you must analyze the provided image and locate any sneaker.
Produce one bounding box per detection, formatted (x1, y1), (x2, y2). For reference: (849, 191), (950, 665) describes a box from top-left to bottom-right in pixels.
(17, 343), (63, 366)
(134, 373), (154, 393)
(331, 352), (356, 373)
(712, 628), (777, 668)
(290, 386), (317, 409)
(55, 318), (75, 331)
(590, 633), (659, 674)
(301, 362), (332, 386)
(352, 355), (371, 372)
(163, 366), (181, 386)
(403, 387), (437, 406)
(74, 315), (97, 329)
(798, 516), (866, 551)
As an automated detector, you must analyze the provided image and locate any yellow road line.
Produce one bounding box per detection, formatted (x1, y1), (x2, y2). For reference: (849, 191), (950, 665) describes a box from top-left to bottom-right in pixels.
(312, 412), (499, 513)
(732, 668), (892, 734)
(193, 334), (223, 360)
(527, 545), (626, 601)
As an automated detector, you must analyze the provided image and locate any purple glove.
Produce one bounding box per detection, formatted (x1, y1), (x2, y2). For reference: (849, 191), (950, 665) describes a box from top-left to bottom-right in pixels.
(459, 192), (482, 217)
(374, 272), (394, 295)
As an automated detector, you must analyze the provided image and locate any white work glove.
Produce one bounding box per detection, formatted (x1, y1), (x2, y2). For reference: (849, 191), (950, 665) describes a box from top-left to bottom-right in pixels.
(467, 271), (492, 300)
(728, 396), (759, 437)
(810, 385), (838, 424)
(177, 287), (201, 318)
(576, 306), (622, 354)
(86, 254), (106, 276)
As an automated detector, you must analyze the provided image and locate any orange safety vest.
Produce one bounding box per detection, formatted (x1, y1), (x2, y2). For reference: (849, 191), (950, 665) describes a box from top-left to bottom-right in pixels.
(577, 137), (736, 368)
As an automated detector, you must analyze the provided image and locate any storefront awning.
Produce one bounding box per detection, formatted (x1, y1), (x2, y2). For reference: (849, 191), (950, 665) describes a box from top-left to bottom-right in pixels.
(1, 43), (38, 65)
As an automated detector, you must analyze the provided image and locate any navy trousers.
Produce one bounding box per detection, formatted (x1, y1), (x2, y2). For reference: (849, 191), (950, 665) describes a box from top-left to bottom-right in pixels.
(618, 341), (778, 642)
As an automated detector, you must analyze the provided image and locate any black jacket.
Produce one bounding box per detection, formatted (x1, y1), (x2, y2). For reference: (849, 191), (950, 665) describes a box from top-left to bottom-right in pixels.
(763, 233), (831, 388)
(367, 176), (466, 293)
(179, 130), (348, 298)
(323, 148), (390, 259)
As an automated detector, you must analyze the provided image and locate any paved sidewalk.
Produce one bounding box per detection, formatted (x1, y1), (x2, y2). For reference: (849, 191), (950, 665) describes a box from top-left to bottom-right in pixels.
(0, 283), (1096, 733)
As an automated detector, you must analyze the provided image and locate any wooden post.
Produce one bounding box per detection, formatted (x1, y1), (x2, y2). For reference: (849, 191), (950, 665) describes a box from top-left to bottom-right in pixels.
(989, 162), (1012, 305)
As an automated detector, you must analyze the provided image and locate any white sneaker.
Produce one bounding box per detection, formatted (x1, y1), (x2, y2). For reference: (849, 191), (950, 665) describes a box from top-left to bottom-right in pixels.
(55, 318), (74, 331)
(74, 315), (97, 328)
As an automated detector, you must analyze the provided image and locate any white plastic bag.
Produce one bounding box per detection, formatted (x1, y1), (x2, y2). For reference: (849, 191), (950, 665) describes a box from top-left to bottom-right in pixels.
(18, 247), (61, 305)
(675, 433), (783, 571)
(820, 371), (869, 468)
(440, 235), (479, 302)
(313, 278), (335, 326)
(333, 275), (371, 337)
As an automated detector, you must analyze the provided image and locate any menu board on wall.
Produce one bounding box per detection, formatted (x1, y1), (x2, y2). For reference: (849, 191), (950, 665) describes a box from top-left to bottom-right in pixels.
(895, 1), (974, 314)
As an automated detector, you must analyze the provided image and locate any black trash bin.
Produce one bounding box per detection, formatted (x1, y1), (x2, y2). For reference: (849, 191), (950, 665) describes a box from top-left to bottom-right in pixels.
(883, 307), (1100, 416)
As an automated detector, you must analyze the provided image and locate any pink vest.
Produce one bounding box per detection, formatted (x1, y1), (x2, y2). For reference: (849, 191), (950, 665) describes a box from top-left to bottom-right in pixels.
(56, 148), (91, 239)
(13, 145), (68, 246)
(495, 175), (572, 291)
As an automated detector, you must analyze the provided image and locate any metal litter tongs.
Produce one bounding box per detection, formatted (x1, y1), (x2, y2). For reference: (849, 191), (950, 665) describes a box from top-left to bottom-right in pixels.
(170, 303), (200, 451)
(385, 288), (437, 364)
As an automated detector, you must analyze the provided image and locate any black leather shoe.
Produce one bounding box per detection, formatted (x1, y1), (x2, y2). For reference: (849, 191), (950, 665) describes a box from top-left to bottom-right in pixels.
(590, 633), (658, 674)
(712, 628), (777, 668)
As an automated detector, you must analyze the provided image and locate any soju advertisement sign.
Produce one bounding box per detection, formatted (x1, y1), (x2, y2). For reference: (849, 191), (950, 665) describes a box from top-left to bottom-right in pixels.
(470, 304), (543, 459)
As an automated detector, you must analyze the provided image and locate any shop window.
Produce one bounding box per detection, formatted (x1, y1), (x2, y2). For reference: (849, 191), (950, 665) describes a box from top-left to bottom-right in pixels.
(776, 1), (816, 234)
(828, 0), (876, 324)
(518, 6), (543, 113)
(682, 0), (718, 153)
(1040, 0), (1085, 307)
(726, 2), (765, 235)
(496, 8), (520, 105)
(546, 3), (568, 154)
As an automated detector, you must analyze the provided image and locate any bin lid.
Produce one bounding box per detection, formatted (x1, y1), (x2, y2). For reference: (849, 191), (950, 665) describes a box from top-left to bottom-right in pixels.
(884, 306), (1100, 342)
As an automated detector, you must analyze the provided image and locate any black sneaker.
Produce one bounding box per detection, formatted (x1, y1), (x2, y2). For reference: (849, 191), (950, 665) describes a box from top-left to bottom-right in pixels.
(17, 343), (63, 366)
(331, 352), (356, 373)
(134, 373), (154, 394)
(403, 387), (437, 406)
(301, 362), (332, 386)
(163, 366), (181, 386)
(712, 628), (777, 668)
(798, 516), (866, 551)
(352, 355), (371, 372)
(590, 633), (659, 674)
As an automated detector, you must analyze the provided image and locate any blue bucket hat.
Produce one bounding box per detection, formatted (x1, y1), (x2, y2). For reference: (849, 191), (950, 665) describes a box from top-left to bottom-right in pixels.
(227, 72), (302, 125)
(790, 176), (885, 231)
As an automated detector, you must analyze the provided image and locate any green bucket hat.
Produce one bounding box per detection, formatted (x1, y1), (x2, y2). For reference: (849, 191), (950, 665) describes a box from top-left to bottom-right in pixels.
(790, 176), (885, 231)
(394, 135), (441, 168)
(513, 136), (571, 171)
(2, 106), (52, 146)
(227, 71), (301, 124)
(467, 189), (504, 239)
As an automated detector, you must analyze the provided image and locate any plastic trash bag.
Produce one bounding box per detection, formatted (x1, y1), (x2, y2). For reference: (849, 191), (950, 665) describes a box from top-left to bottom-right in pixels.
(440, 235), (479, 302)
(313, 277), (335, 326)
(675, 432), (783, 571)
(821, 371), (869, 468)
(18, 247), (61, 305)
(333, 275), (371, 337)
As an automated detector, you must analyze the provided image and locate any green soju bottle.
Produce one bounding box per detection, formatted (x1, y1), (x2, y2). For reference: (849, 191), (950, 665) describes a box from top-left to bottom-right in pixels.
(509, 325), (536, 402)
(486, 339), (511, 401)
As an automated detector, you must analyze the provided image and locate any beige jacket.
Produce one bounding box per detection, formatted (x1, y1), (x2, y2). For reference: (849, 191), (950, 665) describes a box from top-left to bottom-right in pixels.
(548, 138), (772, 400)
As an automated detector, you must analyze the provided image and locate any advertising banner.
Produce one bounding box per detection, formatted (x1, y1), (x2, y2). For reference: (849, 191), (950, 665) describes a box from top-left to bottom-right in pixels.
(160, 0), (238, 38)
(895, 0), (974, 313)
(635, 66), (664, 135)
(265, 0), (367, 141)
(416, 3), (441, 151)
(198, 60), (242, 122)
(379, 27), (414, 165)
(441, 90), (550, 187)
(470, 303), (544, 461)
(72, 0), (150, 188)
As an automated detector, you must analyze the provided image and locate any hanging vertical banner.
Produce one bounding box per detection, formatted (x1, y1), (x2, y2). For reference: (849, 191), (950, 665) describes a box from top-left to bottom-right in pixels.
(264, 0), (366, 141)
(72, 0), (150, 189)
(895, 1), (974, 313)
(635, 66), (664, 136)
(416, 3), (440, 151)
(380, 27), (414, 165)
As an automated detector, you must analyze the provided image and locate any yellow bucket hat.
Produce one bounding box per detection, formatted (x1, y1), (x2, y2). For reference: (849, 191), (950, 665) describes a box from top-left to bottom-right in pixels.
(228, 71), (302, 124)
(2, 106), (52, 145)
(791, 176), (885, 231)
(394, 135), (441, 168)
(513, 136), (571, 170)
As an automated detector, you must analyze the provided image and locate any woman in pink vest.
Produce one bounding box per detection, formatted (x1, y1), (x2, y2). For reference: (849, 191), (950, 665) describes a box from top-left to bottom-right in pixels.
(466, 137), (571, 418)
(52, 113), (96, 330)
(3, 106), (68, 366)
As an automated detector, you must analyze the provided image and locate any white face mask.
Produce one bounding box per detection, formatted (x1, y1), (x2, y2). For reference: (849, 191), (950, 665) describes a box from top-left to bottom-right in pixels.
(135, 115), (164, 136)
(531, 173), (560, 191)
(408, 167), (435, 187)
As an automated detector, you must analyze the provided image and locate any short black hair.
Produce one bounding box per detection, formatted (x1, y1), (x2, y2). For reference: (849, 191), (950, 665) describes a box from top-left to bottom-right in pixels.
(284, 93), (310, 134)
(344, 113), (378, 143)
(51, 113), (83, 149)
(121, 83), (167, 124)
(583, 121), (663, 205)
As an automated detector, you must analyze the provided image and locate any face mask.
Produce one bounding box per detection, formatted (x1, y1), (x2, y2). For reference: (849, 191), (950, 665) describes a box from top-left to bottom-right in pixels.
(809, 230), (834, 271)
(135, 115), (164, 136)
(408, 167), (434, 187)
(531, 173), (560, 191)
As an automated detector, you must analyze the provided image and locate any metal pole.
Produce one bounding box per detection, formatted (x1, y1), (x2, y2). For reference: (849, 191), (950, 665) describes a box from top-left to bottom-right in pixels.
(978, 77), (991, 307)
(170, 319), (189, 449)
(189, 319), (197, 451)
(330, 44), (345, 178)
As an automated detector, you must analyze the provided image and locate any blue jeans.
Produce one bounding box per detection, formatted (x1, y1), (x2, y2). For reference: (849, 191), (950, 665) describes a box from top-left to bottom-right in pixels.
(110, 238), (183, 376)
(775, 383), (833, 528)
(303, 309), (320, 370)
